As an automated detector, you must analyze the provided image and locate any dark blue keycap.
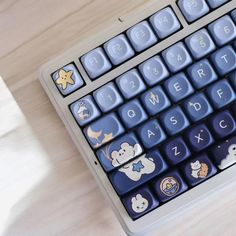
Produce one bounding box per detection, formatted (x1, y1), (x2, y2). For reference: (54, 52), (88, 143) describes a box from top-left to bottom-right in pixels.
(184, 93), (213, 122)
(84, 113), (124, 149)
(141, 86), (171, 116)
(232, 102), (236, 116)
(187, 59), (218, 89)
(207, 79), (235, 109)
(163, 137), (191, 165)
(230, 71), (236, 90)
(122, 186), (159, 220)
(96, 133), (143, 172)
(138, 119), (166, 148)
(164, 73), (194, 102)
(186, 124), (214, 152)
(161, 106), (190, 135)
(211, 46), (236, 76)
(110, 151), (168, 195)
(211, 135), (236, 170)
(211, 111), (236, 138)
(182, 154), (217, 186)
(154, 170), (188, 202)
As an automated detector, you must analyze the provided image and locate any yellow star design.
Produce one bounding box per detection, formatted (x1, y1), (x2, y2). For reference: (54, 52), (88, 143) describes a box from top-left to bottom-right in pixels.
(56, 69), (75, 90)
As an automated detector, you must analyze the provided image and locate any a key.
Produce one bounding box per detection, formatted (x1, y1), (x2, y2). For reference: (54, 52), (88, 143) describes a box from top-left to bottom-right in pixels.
(206, 0), (229, 8)
(231, 9), (236, 23)
(230, 71), (236, 90)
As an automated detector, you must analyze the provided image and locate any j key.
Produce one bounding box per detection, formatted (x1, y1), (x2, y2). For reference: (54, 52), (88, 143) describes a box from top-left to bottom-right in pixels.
(207, 79), (235, 109)
(184, 93), (213, 122)
(141, 85), (171, 116)
(207, 0), (229, 8)
(186, 124), (214, 152)
(178, 0), (209, 23)
(81, 47), (112, 79)
(96, 132), (143, 172)
(138, 119), (166, 148)
(84, 113), (124, 149)
(162, 42), (192, 73)
(230, 71), (236, 90)
(93, 82), (123, 112)
(163, 137), (191, 165)
(182, 154), (217, 187)
(187, 59), (218, 89)
(211, 110), (236, 138)
(110, 151), (168, 195)
(208, 15), (236, 46)
(211, 136), (236, 170)
(154, 170), (188, 202)
(150, 7), (181, 39)
(122, 186), (159, 220)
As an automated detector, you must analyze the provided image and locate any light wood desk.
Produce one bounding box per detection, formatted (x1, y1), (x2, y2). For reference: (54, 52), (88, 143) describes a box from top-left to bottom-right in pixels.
(0, 0), (235, 235)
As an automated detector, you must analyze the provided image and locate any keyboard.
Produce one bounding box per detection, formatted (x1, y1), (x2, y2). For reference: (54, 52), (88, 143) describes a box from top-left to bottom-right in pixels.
(39, 0), (236, 235)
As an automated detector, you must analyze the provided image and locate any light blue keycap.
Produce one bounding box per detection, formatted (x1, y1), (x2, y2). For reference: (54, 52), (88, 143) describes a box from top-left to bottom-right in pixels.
(207, 80), (235, 109)
(84, 113), (124, 149)
(178, 0), (209, 23)
(184, 93), (213, 122)
(127, 21), (158, 52)
(185, 29), (216, 59)
(138, 119), (166, 148)
(161, 106), (190, 135)
(104, 34), (135, 65)
(164, 73), (194, 102)
(207, 0), (229, 8)
(149, 7), (181, 39)
(208, 15), (236, 46)
(70, 95), (101, 126)
(187, 59), (218, 89)
(81, 47), (112, 79)
(93, 82), (123, 112)
(139, 56), (169, 86)
(211, 46), (236, 76)
(162, 42), (192, 73)
(116, 69), (146, 99)
(232, 9), (236, 23)
(141, 86), (171, 115)
(118, 99), (148, 129)
(230, 71), (236, 90)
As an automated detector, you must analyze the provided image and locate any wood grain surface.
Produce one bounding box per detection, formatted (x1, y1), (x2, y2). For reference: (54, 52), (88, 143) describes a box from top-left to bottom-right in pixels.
(0, 0), (235, 235)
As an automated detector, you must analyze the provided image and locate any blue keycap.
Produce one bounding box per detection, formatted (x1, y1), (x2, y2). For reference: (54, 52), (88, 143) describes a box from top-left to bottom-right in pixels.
(110, 151), (168, 195)
(164, 73), (194, 102)
(122, 186), (159, 219)
(141, 86), (171, 116)
(93, 82), (123, 112)
(81, 47), (112, 79)
(162, 42), (192, 73)
(207, 0), (229, 8)
(139, 56), (169, 86)
(187, 59), (218, 89)
(84, 113), (124, 149)
(161, 106), (190, 135)
(178, 0), (209, 23)
(186, 124), (214, 152)
(104, 34), (135, 65)
(232, 9), (236, 23)
(154, 170), (188, 202)
(70, 95), (101, 126)
(52, 64), (84, 96)
(211, 135), (236, 169)
(127, 21), (158, 52)
(118, 99), (148, 129)
(211, 46), (236, 76)
(163, 137), (191, 165)
(208, 16), (236, 46)
(211, 110), (236, 138)
(182, 154), (217, 186)
(96, 133), (143, 172)
(230, 71), (236, 90)
(232, 103), (236, 116)
(116, 69), (146, 99)
(185, 29), (216, 59)
(150, 7), (181, 39)
(184, 93), (213, 122)
(137, 119), (166, 148)
(207, 79), (235, 109)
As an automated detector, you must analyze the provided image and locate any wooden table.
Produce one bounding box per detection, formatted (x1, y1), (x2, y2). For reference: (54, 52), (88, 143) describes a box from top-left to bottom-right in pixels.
(0, 0), (235, 235)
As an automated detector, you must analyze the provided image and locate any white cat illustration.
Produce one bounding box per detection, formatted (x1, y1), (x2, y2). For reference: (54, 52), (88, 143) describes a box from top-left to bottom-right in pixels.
(219, 144), (236, 170)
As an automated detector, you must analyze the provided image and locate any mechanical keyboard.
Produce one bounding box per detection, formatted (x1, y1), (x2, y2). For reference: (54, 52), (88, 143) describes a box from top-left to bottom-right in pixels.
(39, 0), (236, 235)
